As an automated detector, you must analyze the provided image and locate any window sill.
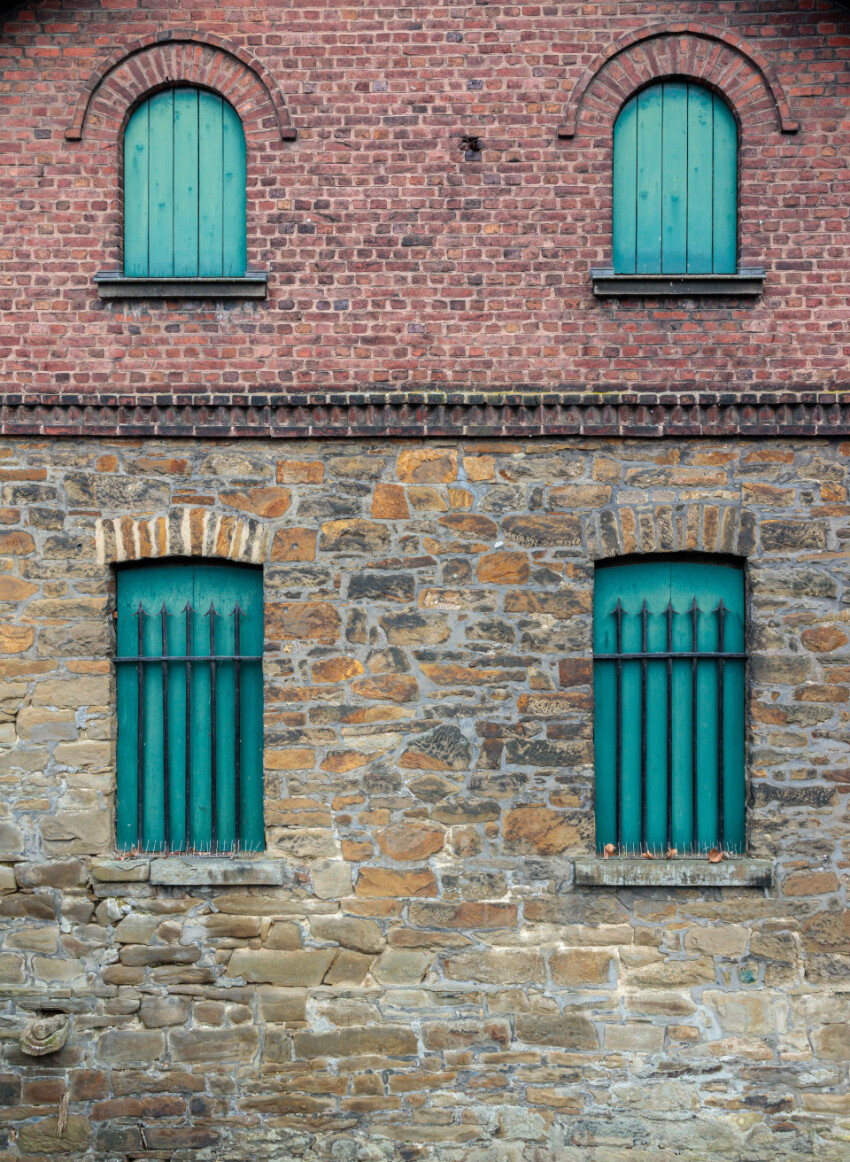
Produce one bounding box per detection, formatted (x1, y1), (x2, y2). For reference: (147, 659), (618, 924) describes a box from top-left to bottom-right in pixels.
(94, 273), (268, 300)
(574, 858), (773, 888)
(89, 856), (282, 886)
(591, 268), (765, 298)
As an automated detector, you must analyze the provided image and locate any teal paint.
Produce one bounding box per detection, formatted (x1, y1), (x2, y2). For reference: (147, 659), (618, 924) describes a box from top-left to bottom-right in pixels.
(123, 87), (247, 279)
(613, 82), (738, 275)
(593, 559), (746, 854)
(116, 562), (264, 853)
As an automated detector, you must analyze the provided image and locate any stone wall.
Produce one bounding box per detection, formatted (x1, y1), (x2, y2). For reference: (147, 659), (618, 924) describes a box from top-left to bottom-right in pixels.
(1, 435), (849, 1160)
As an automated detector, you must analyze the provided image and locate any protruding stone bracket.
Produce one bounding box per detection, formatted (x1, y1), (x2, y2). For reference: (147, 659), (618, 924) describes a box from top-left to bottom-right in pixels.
(558, 22), (798, 139)
(95, 509), (269, 566)
(65, 29), (297, 143)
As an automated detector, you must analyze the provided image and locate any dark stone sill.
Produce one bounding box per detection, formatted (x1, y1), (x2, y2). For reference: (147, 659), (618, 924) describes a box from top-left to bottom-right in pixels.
(94, 273), (268, 300)
(91, 856), (279, 886)
(591, 268), (766, 298)
(574, 857), (774, 888)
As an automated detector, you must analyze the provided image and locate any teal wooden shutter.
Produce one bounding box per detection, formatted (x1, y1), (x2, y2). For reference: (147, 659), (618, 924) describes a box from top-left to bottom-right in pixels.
(613, 82), (737, 275)
(124, 88), (247, 278)
(593, 559), (745, 855)
(116, 562), (264, 853)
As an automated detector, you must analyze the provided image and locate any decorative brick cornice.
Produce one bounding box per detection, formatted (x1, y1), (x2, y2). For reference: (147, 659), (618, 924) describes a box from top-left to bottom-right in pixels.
(2, 391), (850, 440)
(559, 22), (798, 139)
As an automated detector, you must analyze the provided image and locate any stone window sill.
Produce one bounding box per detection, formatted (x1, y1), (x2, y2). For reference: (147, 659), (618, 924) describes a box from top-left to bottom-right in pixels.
(574, 858), (774, 888)
(94, 273), (268, 300)
(92, 856), (282, 886)
(591, 268), (765, 298)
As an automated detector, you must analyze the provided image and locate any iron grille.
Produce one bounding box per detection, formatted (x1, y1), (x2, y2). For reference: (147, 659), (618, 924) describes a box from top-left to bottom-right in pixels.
(115, 600), (262, 853)
(594, 596), (746, 854)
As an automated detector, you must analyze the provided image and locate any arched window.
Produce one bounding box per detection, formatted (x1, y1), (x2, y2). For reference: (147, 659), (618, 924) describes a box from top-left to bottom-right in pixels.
(116, 561), (264, 853)
(593, 557), (745, 855)
(613, 82), (737, 275)
(123, 87), (247, 278)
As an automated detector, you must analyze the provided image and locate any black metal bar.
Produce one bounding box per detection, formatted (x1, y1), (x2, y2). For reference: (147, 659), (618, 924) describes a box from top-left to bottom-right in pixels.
(160, 604), (170, 853)
(209, 601), (217, 852)
(115, 654), (262, 663)
(185, 602), (192, 853)
(717, 599), (726, 851)
(665, 601), (674, 853)
(136, 602), (144, 851)
(234, 602), (242, 849)
(690, 597), (699, 851)
(640, 599), (648, 852)
(614, 599), (623, 849)
(594, 650), (745, 661)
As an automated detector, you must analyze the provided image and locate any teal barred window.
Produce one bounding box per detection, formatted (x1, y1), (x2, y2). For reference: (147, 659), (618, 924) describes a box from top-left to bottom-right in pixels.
(613, 81), (738, 275)
(116, 561), (264, 853)
(593, 558), (746, 856)
(123, 87), (247, 278)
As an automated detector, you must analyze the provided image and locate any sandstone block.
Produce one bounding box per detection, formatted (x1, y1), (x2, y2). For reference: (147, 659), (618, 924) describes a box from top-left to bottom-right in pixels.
(372, 483), (409, 518)
(397, 449), (457, 483)
(220, 486), (291, 518)
(170, 1027), (260, 1064)
(399, 723), (471, 771)
(226, 949), (335, 986)
(375, 822), (444, 861)
(550, 949), (614, 986)
(18, 1116), (90, 1155)
(503, 806), (577, 855)
(371, 949), (432, 984)
(270, 527), (316, 562)
(293, 1024), (417, 1059)
(355, 867), (437, 898)
(97, 1029), (166, 1067)
(476, 551), (530, 584)
(515, 1013), (598, 1050)
(324, 950), (373, 986)
(311, 915), (386, 954)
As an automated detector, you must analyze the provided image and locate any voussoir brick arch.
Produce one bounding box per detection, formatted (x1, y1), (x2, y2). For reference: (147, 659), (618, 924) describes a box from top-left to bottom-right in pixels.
(96, 509), (270, 567)
(65, 29), (297, 144)
(587, 505), (754, 563)
(558, 22), (798, 140)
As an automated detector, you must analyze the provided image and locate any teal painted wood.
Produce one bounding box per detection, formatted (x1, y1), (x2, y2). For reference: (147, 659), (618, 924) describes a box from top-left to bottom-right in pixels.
(613, 81), (738, 275)
(198, 92), (225, 278)
(635, 85), (663, 274)
(123, 100), (150, 278)
(593, 559), (745, 855)
(221, 98), (248, 277)
(173, 89), (200, 278)
(661, 83), (688, 273)
(116, 562), (264, 853)
(686, 85), (714, 275)
(147, 90), (175, 278)
(612, 94), (638, 275)
(712, 95), (738, 273)
(123, 87), (247, 279)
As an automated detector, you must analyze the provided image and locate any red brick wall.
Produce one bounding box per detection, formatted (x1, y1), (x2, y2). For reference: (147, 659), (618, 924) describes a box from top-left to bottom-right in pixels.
(0, 1), (849, 397)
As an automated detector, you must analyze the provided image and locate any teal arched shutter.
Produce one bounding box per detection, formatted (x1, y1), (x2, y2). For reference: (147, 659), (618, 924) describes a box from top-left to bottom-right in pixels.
(124, 88), (247, 278)
(613, 82), (737, 275)
(594, 559), (745, 855)
(116, 562), (264, 853)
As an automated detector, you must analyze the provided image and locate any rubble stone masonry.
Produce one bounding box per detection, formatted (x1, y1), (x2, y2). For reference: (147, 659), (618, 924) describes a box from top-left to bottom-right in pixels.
(0, 435), (848, 1160)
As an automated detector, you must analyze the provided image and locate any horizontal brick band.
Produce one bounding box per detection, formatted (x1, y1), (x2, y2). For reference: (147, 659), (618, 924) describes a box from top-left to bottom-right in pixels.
(2, 391), (850, 440)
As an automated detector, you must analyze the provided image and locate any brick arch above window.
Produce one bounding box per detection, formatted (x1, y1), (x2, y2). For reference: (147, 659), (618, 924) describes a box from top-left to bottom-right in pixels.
(65, 30), (297, 145)
(558, 22), (798, 140)
(96, 509), (270, 567)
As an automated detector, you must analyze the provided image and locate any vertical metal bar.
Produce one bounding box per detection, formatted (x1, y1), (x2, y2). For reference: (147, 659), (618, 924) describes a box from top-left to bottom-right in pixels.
(234, 602), (241, 849)
(666, 601), (674, 852)
(136, 602), (145, 850)
(614, 600), (623, 850)
(690, 597), (699, 851)
(717, 598), (726, 851)
(185, 602), (192, 852)
(209, 600), (217, 852)
(640, 599), (648, 852)
(160, 604), (170, 853)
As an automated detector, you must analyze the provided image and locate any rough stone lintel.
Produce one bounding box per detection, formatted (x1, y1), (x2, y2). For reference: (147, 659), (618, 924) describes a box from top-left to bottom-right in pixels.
(574, 858), (775, 888)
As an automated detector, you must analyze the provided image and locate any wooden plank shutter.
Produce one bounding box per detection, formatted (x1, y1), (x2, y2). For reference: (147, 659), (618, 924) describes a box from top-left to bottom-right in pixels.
(593, 559), (745, 855)
(123, 88), (247, 278)
(116, 562), (264, 852)
(613, 83), (738, 275)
